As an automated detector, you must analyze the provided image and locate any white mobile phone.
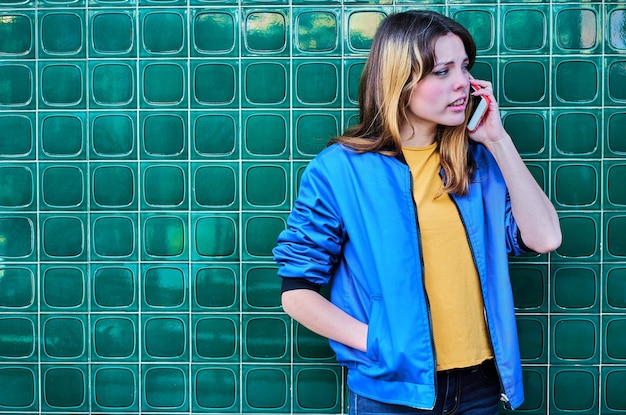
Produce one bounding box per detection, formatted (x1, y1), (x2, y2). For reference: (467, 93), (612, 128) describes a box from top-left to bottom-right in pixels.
(467, 84), (490, 131)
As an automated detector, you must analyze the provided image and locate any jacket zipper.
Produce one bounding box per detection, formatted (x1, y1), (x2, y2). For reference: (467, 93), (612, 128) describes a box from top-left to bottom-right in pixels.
(449, 195), (512, 409)
(407, 171), (438, 410)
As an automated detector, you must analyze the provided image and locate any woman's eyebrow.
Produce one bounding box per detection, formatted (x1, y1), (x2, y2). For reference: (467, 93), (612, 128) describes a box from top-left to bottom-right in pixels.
(434, 57), (470, 67)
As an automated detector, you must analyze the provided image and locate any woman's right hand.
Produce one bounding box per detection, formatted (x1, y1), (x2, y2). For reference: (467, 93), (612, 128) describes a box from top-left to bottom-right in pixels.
(281, 289), (368, 352)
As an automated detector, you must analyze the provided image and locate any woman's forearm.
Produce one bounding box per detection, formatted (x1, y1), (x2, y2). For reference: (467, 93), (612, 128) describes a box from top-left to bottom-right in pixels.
(281, 289), (368, 352)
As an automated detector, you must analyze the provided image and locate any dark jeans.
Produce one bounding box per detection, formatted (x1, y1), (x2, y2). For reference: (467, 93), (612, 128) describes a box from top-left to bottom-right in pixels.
(349, 359), (501, 415)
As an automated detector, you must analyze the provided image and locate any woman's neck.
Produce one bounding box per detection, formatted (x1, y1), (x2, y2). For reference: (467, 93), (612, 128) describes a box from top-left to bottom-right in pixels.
(400, 122), (437, 148)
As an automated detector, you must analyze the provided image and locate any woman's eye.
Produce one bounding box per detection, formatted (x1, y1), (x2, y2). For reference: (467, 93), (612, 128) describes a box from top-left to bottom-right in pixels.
(434, 69), (448, 76)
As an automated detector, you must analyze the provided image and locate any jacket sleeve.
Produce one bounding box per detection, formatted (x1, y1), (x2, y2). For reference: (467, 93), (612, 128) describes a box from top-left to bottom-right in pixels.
(504, 191), (534, 256)
(273, 156), (345, 287)
(475, 142), (533, 257)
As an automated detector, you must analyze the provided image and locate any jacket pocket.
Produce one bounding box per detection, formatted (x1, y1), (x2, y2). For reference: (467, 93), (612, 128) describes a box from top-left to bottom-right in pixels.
(365, 296), (383, 362)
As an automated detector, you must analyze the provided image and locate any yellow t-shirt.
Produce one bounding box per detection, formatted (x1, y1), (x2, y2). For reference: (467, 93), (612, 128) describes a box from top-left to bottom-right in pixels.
(403, 143), (493, 371)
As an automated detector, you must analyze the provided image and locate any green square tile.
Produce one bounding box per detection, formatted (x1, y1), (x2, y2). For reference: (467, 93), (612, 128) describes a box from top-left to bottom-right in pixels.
(0, 114), (34, 159)
(90, 113), (136, 159)
(551, 265), (599, 312)
(243, 265), (281, 310)
(42, 316), (87, 360)
(142, 264), (187, 310)
(606, 162), (626, 208)
(193, 365), (239, 412)
(607, 58), (626, 105)
(0, 316), (36, 360)
(89, 10), (135, 57)
(40, 113), (85, 159)
(38, 62), (86, 109)
(243, 111), (289, 159)
(451, 7), (496, 54)
(551, 316), (599, 364)
(140, 112), (187, 159)
(550, 367), (598, 413)
(345, 59), (365, 107)
(242, 214), (286, 260)
(192, 163), (238, 210)
(142, 163), (187, 209)
(293, 60), (341, 107)
(603, 368), (626, 413)
(92, 265), (138, 311)
(0, 366), (36, 410)
(0, 62), (34, 109)
(41, 214), (87, 261)
(192, 264), (239, 311)
(142, 214), (187, 259)
(606, 110), (626, 157)
(0, 12), (34, 58)
(294, 322), (335, 362)
(470, 58), (495, 85)
(499, 58), (548, 107)
(293, 110), (340, 158)
(552, 162), (600, 210)
(191, 112), (239, 159)
(0, 165), (34, 209)
(192, 61), (238, 108)
(243, 9), (288, 55)
(92, 365), (138, 410)
(553, 57), (601, 106)
(92, 214), (137, 259)
(553, 213), (600, 262)
(294, 366), (342, 411)
(193, 316), (238, 360)
(607, 6), (626, 53)
(603, 317), (626, 363)
(605, 213), (626, 261)
(243, 315), (289, 361)
(243, 162), (289, 210)
(502, 110), (548, 158)
(0, 266), (36, 310)
(500, 367), (547, 414)
(553, 5), (601, 54)
(243, 366), (289, 411)
(509, 264), (547, 312)
(41, 265), (86, 310)
(499, 6), (549, 54)
(140, 9), (187, 57)
(142, 365), (188, 411)
(553, 110), (601, 157)
(42, 365), (88, 411)
(140, 62), (187, 108)
(0, 215), (35, 260)
(345, 10), (387, 54)
(90, 62), (136, 108)
(192, 9), (238, 56)
(91, 163), (137, 210)
(516, 316), (548, 363)
(293, 10), (340, 55)
(243, 60), (289, 107)
(192, 214), (239, 260)
(39, 11), (85, 58)
(142, 315), (188, 361)
(92, 316), (138, 360)
(40, 164), (86, 210)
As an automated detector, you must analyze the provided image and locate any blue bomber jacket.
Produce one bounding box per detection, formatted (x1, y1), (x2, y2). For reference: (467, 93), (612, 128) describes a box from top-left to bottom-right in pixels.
(273, 143), (528, 410)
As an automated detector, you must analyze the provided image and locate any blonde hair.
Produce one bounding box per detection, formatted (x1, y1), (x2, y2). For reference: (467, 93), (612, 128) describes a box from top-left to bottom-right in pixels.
(331, 11), (477, 195)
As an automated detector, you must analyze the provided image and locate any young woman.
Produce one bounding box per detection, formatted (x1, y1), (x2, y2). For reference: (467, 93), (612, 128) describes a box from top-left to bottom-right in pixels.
(273, 10), (561, 414)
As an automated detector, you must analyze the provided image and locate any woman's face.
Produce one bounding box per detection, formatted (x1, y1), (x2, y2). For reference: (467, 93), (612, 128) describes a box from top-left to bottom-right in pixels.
(403, 33), (471, 140)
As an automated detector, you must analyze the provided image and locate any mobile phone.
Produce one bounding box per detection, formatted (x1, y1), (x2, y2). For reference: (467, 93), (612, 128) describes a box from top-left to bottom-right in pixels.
(467, 84), (490, 131)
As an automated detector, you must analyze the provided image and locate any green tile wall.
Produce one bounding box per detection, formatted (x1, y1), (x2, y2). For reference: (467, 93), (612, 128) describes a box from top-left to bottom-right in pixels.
(0, 0), (624, 413)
